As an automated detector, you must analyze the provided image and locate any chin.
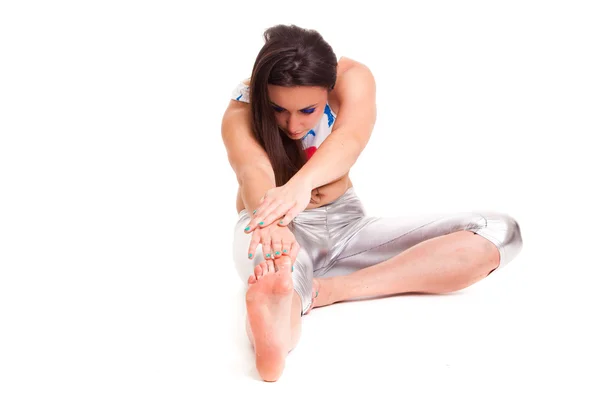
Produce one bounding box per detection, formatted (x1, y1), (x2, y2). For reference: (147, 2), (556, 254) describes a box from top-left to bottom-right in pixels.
(289, 132), (306, 140)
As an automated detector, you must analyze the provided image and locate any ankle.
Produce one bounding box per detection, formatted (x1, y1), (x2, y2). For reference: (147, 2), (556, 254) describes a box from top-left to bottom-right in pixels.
(318, 276), (344, 306)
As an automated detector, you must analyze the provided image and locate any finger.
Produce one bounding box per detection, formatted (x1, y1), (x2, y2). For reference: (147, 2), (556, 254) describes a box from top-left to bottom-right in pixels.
(249, 190), (279, 227)
(244, 205), (274, 233)
(272, 238), (283, 259)
(278, 203), (303, 227)
(253, 200), (288, 229)
(247, 231), (261, 260)
(267, 202), (296, 227)
(244, 197), (272, 234)
(262, 238), (273, 261)
(262, 200), (292, 223)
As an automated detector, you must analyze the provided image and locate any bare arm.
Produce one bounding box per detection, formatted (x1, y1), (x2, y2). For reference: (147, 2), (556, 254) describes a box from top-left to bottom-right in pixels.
(292, 61), (377, 189)
(221, 99), (275, 214)
(243, 61), (378, 232)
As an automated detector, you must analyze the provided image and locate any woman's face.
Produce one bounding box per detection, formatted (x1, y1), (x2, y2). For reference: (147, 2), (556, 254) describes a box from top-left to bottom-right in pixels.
(267, 84), (329, 140)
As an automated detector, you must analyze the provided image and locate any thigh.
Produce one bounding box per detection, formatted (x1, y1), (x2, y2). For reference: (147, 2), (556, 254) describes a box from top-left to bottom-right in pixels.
(232, 210), (315, 315)
(322, 211), (491, 277)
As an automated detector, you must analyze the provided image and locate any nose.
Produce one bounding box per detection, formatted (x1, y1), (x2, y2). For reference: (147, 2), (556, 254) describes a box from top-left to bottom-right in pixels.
(287, 114), (302, 134)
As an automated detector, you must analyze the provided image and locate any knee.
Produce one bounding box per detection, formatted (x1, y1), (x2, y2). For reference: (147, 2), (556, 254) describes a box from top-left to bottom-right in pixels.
(504, 215), (523, 265)
(474, 212), (523, 269)
(497, 213), (523, 259)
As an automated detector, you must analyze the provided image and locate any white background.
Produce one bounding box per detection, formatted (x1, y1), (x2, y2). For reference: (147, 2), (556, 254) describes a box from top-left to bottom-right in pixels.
(1, 0), (599, 399)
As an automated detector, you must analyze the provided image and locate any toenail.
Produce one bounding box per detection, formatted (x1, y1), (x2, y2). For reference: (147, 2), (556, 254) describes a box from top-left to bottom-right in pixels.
(248, 253), (252, 259)
(266, 253), (271, 258)
(291, 266), (294, 272)
(259, 221), (264, 226)
(275, 251), (280, 255)
(283, 249), (288, 253)
(244, 226), (250, 231)
(316, 290), (319, 297)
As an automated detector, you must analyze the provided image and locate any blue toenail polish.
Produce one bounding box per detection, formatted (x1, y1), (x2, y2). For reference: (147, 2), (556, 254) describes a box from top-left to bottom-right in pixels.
(283, 249), (288, 253)
(316, 290), (319, 297)
(253, 210), (257, 215)
(248, 253), (252, 259)
(244, 226), (250, 231)
(266, 253), (271, 258)
(259, 221), (264, 226)
(275, 251), (280, 255)
(292, 266), (294, 272)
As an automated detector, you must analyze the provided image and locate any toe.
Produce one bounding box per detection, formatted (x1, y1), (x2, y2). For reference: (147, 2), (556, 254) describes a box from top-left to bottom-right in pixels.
(311, 279), (320, 299)
(248, 274), (257, 285)
(254, 263), (264, 279)
(265, 259), (275, 274)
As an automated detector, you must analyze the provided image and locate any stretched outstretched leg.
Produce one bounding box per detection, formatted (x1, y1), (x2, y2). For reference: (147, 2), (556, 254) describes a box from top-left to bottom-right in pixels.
(245, 256), (303, 382)
(233, 209), (315, 382)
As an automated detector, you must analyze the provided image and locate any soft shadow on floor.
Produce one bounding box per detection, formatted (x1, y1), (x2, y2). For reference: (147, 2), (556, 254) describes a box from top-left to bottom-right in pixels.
(232, 284), (468, 381)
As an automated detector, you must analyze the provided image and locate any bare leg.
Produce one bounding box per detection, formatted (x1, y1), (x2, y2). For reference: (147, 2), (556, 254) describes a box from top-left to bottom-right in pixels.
(245, 256), (303, 382)
(311, 231), (501, 310)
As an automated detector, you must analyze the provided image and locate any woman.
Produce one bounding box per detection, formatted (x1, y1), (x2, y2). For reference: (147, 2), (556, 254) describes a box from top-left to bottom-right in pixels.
(221, 24), (523, 382)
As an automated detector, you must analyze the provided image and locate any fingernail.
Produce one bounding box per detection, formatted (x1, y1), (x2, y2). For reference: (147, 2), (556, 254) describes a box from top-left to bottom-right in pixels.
(244, 226), (250, 231)
(248, 253), (252, 259)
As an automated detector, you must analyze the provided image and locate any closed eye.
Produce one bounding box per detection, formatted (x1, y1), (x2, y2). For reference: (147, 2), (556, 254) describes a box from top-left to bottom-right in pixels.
(270, 103), (317, 114)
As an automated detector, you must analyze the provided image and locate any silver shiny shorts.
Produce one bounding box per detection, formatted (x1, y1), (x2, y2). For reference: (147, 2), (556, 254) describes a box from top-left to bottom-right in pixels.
(232, 187), (523, 315)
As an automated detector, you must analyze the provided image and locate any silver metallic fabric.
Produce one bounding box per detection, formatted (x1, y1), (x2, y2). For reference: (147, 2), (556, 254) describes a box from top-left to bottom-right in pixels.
(232, 187), (523, 315)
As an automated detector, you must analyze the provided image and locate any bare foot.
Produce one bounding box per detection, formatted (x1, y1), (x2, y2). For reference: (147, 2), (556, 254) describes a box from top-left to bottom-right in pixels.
(305, 277), (336, 314)
(246, 256), (294, 382)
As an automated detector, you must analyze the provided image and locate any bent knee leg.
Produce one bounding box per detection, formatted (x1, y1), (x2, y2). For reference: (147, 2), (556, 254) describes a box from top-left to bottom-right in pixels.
(467, 212), (523, 270)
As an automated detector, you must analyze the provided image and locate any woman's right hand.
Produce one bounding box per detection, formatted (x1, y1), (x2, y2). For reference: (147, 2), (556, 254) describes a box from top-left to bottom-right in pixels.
(247, 223), (300, 266)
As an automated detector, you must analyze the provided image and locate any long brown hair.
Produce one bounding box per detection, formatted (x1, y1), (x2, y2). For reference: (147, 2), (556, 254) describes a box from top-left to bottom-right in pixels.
(249, 24), (337, 186)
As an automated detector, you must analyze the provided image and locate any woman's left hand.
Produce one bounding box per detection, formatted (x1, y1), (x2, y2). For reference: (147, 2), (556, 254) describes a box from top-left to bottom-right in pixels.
(244, 178), (313, 233)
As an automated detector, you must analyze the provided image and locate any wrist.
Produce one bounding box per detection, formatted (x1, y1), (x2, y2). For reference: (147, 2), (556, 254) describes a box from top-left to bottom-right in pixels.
(291, 167), (316, 190)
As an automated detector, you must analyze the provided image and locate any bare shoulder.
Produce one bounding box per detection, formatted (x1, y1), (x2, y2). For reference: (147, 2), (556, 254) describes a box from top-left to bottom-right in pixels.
(338, 56), (370, 72)
(222, 99), (250, 128)
(335, 56), (375, 93)
(329, 57), (375, 114)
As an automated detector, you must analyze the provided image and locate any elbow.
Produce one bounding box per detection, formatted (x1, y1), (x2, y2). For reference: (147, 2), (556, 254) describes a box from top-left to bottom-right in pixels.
(350, 134), (369, 162)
